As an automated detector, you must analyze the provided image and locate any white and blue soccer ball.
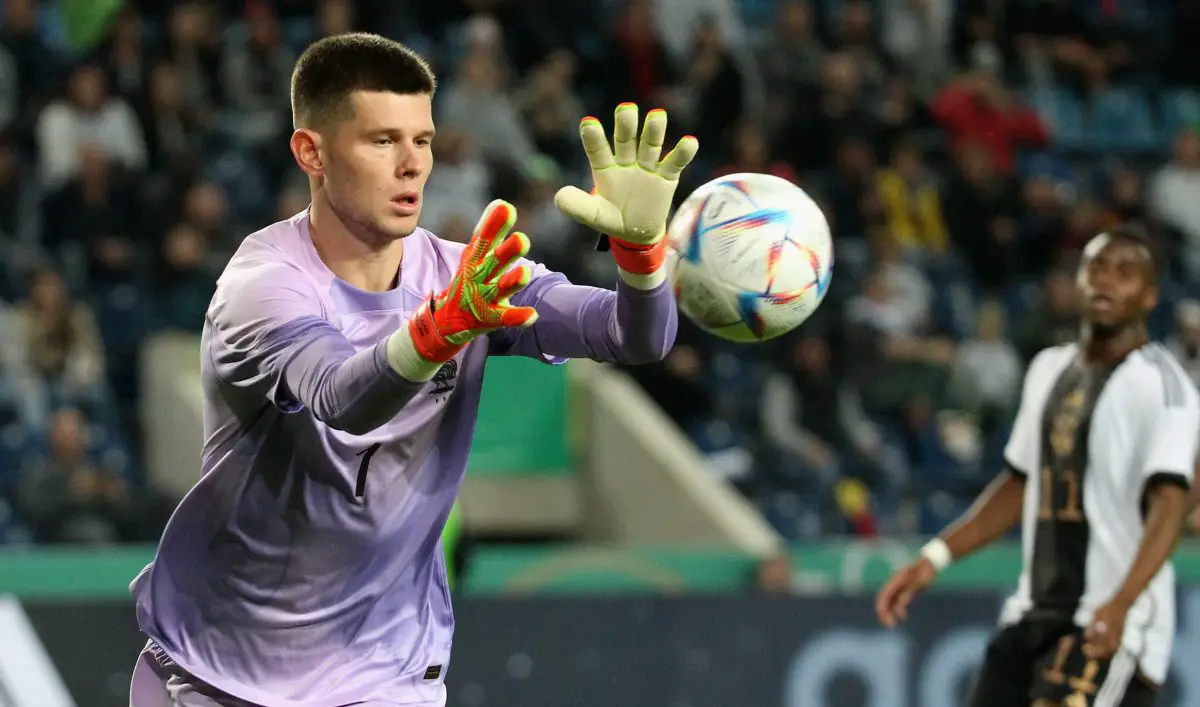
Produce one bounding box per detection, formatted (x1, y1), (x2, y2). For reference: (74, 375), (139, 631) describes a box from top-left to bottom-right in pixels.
(665, 172), (834, 343)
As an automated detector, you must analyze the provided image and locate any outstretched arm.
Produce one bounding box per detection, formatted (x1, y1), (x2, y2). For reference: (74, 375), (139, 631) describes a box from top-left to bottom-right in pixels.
(489, 271), (676, 365)
(491, 103), (696, 366)
(210, 202), (538, 435)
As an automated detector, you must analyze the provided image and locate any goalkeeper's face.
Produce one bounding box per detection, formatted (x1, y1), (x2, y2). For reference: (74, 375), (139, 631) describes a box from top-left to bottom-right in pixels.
(320, 90), (435, 242)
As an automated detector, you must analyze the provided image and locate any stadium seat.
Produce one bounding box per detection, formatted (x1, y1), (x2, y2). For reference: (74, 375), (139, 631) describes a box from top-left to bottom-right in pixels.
(1160, 88), (1200, 138)
(760, 489), (827, 540)
(1025, 86), (1086, 152)
(1087, 87), (1158, 153)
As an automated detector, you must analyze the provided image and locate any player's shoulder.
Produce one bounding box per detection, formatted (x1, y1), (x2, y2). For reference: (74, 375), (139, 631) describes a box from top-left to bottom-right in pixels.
(417, 227), (469, 269)
(1119, 343), (1199, 411)
(1025, 343), (1078, 385)
(218, 211), (324, 290)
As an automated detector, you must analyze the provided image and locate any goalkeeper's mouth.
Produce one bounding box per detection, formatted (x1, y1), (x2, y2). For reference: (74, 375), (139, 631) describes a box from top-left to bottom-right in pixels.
(391, 192), (421, 216)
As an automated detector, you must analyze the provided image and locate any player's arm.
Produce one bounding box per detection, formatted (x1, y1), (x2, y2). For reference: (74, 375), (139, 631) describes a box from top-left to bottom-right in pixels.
(210, 204), (536, 434)
(1110, 381), (1200, 608)
(920, 350), (1050, 567)
(487, 266), (677, 365)
(492, 103), (696, 365)
(877, 350), (1047, 627)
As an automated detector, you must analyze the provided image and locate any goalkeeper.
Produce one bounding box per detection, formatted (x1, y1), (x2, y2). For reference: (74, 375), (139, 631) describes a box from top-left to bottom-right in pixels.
(127, 33), (697, 707)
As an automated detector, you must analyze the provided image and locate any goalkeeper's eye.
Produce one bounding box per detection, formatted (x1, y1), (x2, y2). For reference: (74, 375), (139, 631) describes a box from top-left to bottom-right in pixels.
(373, 138), (394, 146)
(415, 138), (432, 148)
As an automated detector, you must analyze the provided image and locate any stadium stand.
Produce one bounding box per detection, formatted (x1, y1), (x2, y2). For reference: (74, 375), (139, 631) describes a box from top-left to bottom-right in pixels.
(2, 0), (1200, 557)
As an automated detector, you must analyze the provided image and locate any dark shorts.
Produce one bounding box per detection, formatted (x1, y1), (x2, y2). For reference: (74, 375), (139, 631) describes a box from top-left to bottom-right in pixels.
(967, 619), (1158, 707)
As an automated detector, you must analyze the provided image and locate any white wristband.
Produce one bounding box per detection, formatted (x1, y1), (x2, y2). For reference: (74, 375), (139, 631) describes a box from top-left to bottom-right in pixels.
(920, 538), (953, 572)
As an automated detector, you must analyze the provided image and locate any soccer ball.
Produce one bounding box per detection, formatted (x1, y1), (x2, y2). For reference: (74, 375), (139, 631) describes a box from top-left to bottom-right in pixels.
(665, 173), (834, 343)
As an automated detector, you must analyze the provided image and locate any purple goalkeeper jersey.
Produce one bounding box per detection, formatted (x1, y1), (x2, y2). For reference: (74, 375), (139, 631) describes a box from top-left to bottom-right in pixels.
(129, 210), (676, 707)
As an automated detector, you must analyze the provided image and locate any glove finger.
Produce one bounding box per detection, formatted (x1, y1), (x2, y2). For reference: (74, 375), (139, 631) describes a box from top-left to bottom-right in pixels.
(487, 232), (531, 282)
(494, 264), (533, 301)
(578, 117), (614, 172)
(498, 304), (539, 329)
(658, 135), (699, 181)
(613, 102), (638, 166)
(554, 186), (625, 235)
(465, 200), (517, 269)
(637, 108), (668, 172)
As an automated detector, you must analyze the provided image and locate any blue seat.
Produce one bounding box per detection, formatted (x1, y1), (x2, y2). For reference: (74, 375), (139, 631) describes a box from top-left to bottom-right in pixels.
(1160, 89), (1200, 138)
(1025, 86), (1086, 151)
(1088, 87), (1158, 152)
(760, 489), (827, 540)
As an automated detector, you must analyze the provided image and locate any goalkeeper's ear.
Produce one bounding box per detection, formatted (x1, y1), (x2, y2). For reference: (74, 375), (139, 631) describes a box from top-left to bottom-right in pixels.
(290, 129), (324, 177)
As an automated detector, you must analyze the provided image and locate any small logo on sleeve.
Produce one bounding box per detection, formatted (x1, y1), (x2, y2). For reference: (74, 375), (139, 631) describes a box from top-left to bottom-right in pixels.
(423, 665), (442, 680)
(430, 360), (458, 401)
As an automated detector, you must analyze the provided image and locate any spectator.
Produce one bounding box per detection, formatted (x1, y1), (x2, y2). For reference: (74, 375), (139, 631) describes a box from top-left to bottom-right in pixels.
(0, 0), (59, 134)
(761, 333), (905, 502)
(780, 52), (876, 172)
(41, 146), (139, 286)
(881, 0), (953, 97)
(421, 128), (490, 241)
(949, 300), (1023, 428)
(11, 268), (106, 405)
(875, 139), (948, 254)
(1150, 130), (1200, 280)
(678, 15), (744, 153)
(36, 62), (147, 188)
(1016, 268), (1081, 362)
(511, 157), (579, 276)
(221, 0), (293, 150)
(1166, 299), (1200, 388)
(316, 0), (356, 38)
(824, 135), (881, 244)
(930, 69), (1048, 176)
(870, 230), (934, 330)
(847, 265), (958, 414)
(439, 44), (539, 176)
(100, 8), (151, 104)
(14, 407), (132, 544)
(138, 60), (208, 179)
(154, 223), (216, 332)
(711, 122), (797, 184)
(513, 49), (585, 169)
(157, 2), (223, 115)
(943, 140), (1019, 291)
(830, 0), (892, 99)
(755, 1), (824, 130)
(1017, 168), (1072, 278)
(597, 0), (679, 115)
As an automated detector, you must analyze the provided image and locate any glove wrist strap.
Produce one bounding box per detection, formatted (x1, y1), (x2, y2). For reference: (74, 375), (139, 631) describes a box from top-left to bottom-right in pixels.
(408, 300), (466, 364)
(608, 237), (667, 275)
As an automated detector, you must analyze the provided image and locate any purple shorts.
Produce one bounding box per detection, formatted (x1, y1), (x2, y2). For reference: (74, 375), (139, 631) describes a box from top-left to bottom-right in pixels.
(129, 641), (261, 707)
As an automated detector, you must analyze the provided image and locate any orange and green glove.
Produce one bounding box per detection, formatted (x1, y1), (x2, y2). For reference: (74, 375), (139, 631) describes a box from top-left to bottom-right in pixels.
(554, 103), (699, 286)
(387, 200), (538, 380)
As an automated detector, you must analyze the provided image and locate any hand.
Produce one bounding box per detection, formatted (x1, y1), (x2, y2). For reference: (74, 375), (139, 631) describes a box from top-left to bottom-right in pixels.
(406, 200), (538, 365)
(555, 103), (698, 248)
(875, 557), (937, 628)
(1083, 598), (1130, 660)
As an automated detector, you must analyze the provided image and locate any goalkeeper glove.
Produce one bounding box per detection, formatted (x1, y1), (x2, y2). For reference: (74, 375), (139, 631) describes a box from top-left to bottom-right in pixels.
(554, 103), (699, 284)
(388, 200), (538, 380)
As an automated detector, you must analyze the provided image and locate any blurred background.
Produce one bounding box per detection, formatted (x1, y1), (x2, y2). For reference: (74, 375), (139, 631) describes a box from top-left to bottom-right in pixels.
(3, 0), (1200, 705)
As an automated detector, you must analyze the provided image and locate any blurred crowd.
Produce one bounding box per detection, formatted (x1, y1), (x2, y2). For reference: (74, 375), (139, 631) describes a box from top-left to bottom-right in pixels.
(1, 0), (1200, 546)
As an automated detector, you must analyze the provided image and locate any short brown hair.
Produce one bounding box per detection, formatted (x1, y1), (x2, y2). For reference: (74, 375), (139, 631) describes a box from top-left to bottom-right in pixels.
(290, 33), (436, 130)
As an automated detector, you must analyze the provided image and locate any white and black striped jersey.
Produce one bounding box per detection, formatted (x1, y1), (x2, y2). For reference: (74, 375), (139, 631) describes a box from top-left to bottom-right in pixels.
(998, 342), (1200, 684)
